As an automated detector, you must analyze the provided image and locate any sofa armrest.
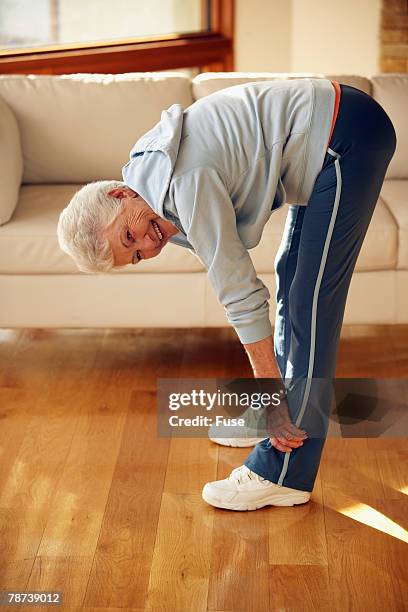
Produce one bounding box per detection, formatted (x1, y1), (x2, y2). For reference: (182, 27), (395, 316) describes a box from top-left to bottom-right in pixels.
(0, 95), (23, 226)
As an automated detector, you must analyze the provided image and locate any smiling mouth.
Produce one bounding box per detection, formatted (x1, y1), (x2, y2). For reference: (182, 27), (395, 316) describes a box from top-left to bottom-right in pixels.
(133, 221), (165, 264)
(152, 220), (164, 242)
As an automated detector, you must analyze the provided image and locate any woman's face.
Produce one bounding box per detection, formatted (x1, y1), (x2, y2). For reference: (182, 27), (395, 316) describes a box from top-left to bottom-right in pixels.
(103, 187), (179, 266)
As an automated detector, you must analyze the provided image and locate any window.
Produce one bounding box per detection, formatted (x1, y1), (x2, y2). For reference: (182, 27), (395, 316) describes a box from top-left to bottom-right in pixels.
(0, 0), (234, 75)
(0, 0), (209, 51)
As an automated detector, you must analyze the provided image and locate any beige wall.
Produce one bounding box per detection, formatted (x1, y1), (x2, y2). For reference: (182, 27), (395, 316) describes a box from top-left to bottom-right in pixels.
(235, 0), (381, 76)
(235, 0), (292, 72)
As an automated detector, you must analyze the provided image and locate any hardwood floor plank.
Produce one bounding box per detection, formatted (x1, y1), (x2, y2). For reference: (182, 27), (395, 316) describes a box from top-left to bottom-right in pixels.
(269, 565), (330, 611)
(268, 472), (328, 566)
(72, 609), (144, 612)
(145, 492), (213, 612)
(375, 498), (408, 608)
(0, 331), (105, 594)
(72, 609), (145, 612)
(322, 487), (407, 610)
(179, 328), (239, 378)
(0, 388), (36, 504)
(374, 449), (408, 500)
(215, 446), (250, 479)
(35, 402), (128, 556)
(207, 508), (269, 612)
(164, 438), (218, 495)
(102, 328), (184, 392)
(207, 446), (269, 612)
(389, 324), (408, 377)
(319, 434), (408, 608)
(25, 556), (93, 609)
(0, 401), (83, 591)
(0, 329), (30, 388)
(320, 438), (385, 501)
(336, 325), (397, 377)
(82, 391), (170, 609)
(0, 506), (45, 591)
(0, 397), (80, 511)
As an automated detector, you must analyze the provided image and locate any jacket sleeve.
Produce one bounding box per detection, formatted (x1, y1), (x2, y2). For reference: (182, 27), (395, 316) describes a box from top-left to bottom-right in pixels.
(170, 166), (273, 344)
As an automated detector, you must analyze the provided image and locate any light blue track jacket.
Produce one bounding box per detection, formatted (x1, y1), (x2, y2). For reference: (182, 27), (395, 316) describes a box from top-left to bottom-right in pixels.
(122, 78), (336, 344)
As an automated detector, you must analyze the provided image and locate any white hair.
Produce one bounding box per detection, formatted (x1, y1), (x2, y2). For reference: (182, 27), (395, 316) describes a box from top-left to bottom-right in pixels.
(57, 180), (129, 274)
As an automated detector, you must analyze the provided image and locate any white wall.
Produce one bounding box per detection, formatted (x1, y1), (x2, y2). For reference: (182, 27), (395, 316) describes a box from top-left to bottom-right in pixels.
(235, 0), (381, 77)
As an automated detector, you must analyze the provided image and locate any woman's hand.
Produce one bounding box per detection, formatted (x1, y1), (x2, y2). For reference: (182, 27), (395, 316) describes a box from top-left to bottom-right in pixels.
(267, 396), (308, 452)
(242, 335), (308, 452)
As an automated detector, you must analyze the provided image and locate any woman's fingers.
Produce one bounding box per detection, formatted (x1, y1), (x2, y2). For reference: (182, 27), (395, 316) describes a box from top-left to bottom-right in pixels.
(277, 436), (304, 449)
(269, 437), (292, 452)
(268, 424), (308, 442)
(269, 435), (305, 452)
(281, 435), (304, 446)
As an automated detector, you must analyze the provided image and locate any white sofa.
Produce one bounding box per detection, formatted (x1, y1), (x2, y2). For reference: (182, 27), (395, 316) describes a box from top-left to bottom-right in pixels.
(0, 72), (407, 330)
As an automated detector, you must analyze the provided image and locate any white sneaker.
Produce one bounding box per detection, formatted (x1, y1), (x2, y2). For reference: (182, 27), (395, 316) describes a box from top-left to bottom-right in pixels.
(208, 405), (268, 447)
(202, 465), (311, 511)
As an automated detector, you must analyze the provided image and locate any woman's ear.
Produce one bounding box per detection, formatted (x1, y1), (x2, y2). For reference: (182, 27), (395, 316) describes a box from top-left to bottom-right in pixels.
(108, 187), (138, 199)
(108, 188), (126, 199)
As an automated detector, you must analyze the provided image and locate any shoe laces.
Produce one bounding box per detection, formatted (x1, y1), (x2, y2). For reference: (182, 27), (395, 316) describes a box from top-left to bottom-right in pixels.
(228, 465), (269, 485)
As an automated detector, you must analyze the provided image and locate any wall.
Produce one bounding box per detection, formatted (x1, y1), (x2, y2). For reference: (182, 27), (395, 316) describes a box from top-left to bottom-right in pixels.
(380, 0), (408, 72)
(235, 0), (381, 76)
(235, 0), (292, 72)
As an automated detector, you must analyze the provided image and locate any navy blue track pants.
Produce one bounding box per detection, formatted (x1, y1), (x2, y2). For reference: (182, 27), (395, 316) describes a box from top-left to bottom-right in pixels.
(244, 84), (397, 492)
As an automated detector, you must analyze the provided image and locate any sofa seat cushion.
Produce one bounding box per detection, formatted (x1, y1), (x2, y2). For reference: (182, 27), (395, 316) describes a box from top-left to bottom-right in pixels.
(0, 185), (202, 275)
(380, 180), (408, 270)
(0, 183), (399, 276)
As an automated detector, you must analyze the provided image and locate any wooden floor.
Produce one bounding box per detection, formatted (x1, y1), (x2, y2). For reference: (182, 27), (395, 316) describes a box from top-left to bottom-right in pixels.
(0, 325), (407, 611)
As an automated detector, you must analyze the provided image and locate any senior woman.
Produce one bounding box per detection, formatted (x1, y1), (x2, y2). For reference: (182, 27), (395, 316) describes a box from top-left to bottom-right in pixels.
(57, 78), (396, 511)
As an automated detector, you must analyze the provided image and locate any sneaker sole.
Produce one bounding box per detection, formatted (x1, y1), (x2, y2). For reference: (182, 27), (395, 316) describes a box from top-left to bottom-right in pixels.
(208, 436), (267, 448)
(202, 488), (311, 511)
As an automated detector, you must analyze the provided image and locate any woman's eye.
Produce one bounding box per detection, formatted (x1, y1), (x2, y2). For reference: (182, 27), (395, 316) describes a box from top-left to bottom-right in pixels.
(126, 230), (134, 243)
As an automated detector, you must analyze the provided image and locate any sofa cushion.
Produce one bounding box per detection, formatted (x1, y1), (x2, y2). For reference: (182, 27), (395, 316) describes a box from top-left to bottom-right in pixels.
(372, 75), (408, 180)
(0, 95), (23, 226)
(0, 185), (201, 275)
(192, 71), (372, 99)
(0, 73), (193, 184)
(380, 180), (408, 269)
(324, 74), (372, 95)
(0, 184), (398, 276)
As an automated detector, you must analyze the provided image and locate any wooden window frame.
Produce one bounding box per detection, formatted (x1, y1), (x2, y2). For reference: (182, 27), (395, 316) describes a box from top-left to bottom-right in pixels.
(0, 0), (234, 75)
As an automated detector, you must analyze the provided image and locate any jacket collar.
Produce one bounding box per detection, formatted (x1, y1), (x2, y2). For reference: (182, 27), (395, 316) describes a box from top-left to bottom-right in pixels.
(122, 103), (184, 219)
